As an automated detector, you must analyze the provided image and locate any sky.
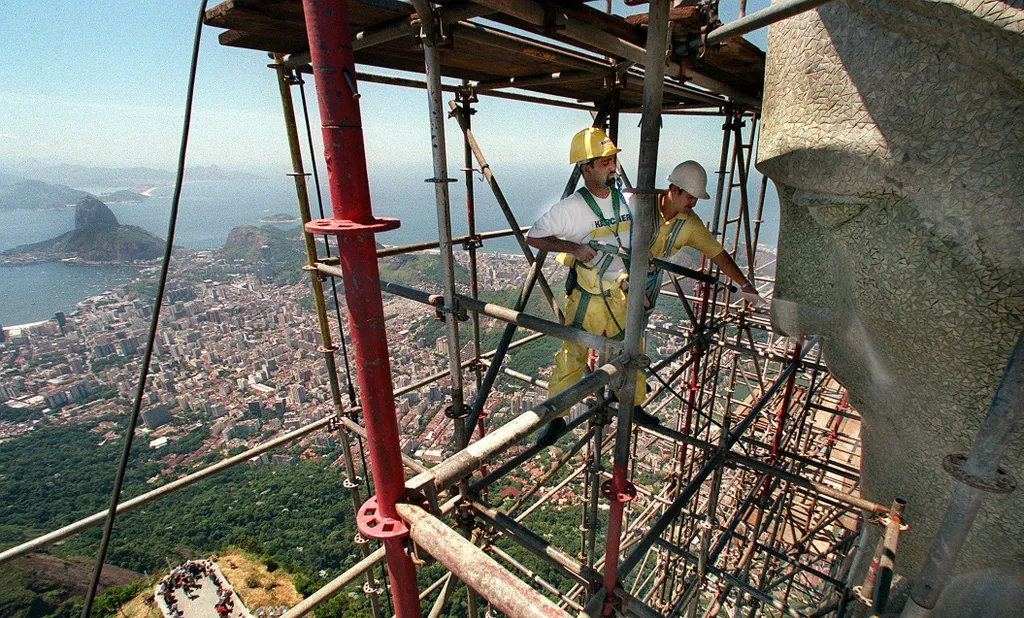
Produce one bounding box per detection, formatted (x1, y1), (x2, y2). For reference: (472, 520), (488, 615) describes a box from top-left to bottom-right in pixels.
(0, 0), (774, 229)
(0, 0), (775, 191)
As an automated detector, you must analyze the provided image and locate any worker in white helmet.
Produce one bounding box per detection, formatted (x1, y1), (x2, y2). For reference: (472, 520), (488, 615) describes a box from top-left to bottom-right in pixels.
(526, 127), (658, 447)
(644, 160), (766, 310)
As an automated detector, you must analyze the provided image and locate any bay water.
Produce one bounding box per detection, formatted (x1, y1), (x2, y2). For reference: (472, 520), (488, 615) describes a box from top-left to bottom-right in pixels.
(0, 168), (777, 325)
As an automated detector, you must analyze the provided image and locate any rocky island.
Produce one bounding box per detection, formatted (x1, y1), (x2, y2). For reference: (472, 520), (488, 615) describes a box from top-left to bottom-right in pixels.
(1, 196), (165, 264)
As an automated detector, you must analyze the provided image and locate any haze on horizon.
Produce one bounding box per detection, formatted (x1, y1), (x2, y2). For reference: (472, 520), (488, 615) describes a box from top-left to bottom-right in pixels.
(1, 0), (772, 182)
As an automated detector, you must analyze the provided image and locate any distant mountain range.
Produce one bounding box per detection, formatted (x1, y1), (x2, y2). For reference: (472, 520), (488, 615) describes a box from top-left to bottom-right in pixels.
(0, 180), (93, 210)
(3, 196), (165, 262)
(1, 160), (263, 187)
(0, 162), (264, 211)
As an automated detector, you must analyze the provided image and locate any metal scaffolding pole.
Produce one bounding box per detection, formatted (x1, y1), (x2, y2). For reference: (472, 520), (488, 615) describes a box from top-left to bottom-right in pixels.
(273, 56), (383, 618)
(903, 336), (1022, 617)
(412, 0), (467, 448)
(601, 1), (669, 613)
(299, 0), (420, 614)
(398, 503), (572, 618)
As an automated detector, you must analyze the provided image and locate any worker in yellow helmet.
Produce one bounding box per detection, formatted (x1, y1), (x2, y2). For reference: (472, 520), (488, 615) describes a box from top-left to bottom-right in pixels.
(526, 127), (657, 447)
(644, 160), (766, 310)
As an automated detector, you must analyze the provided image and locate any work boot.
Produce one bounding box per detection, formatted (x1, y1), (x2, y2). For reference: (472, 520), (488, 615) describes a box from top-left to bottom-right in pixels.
(535, 417), (566, 448)
(632, 406), (660, 427)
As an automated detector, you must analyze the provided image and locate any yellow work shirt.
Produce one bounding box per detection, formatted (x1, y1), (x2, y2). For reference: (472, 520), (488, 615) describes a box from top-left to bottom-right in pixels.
(651, 210), (723, 260)
(645, 210), (723, 307)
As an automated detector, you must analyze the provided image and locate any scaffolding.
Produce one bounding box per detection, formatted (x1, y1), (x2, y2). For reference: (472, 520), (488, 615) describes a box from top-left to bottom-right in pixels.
(1, 1), (924, 617)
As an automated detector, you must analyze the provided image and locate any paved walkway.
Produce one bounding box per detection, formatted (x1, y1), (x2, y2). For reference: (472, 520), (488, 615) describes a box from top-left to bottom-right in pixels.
(155, 561), (252, 618)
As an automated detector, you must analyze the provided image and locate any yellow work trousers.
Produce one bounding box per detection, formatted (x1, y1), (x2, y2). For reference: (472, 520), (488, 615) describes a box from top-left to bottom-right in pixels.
(547, 285), (646, 417)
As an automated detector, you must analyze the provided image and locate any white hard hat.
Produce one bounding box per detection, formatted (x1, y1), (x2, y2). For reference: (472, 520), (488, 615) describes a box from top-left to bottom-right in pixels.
(667, 161), (710, 200)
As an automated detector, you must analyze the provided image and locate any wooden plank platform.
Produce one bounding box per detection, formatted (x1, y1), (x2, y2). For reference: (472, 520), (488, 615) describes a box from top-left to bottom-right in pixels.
(204, 0), (764, 108)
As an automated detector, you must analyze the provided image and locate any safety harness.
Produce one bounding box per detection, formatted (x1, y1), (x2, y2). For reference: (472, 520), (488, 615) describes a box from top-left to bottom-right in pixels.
(644, 212), (688, 308)
(566, 187), (632, 337)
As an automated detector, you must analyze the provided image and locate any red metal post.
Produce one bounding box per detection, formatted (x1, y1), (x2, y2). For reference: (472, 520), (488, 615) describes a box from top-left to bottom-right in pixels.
(299, 1), (420, 616)
(760, 341), (803, 498)
(679, 271), (711, 474)
(771, 342), (803, 457)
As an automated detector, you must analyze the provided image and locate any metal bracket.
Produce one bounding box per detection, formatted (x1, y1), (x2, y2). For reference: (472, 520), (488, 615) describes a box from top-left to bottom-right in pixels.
(320, 256), (340, 266)
(362, 582), (383, 596)
(327, 416), (343, 432)
(357, 496), (409, 540)
(942, 453), (1017, 494)
(542, 4), (566, 35)
(305, 217), (401, 237)
(601, 479), (637, 504)
(357, 490), (433, 542)
(413, 11), (451, 49)
(867, 513), (910, 531)
(459, 234), (484, 251)
(459, 167), (485, 182)
(444, 403), (470, 420)
(406, 542), (429, 567)
(454, 85), (478, 107)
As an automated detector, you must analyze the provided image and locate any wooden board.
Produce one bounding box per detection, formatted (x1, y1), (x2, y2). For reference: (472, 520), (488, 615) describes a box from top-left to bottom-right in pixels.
(203, 0), (763, 105)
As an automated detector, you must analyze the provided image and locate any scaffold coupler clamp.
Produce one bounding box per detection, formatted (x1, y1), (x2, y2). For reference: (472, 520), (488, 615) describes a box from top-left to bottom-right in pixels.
(454, 500), (476, 532)
(444, 402), (469, 420)
(542, 4), (566, 36)
(601, 479), (637, 505)
(453, 85), (478, 108)
(356, 491), (431, 552)
(867, 512), (910, 531)
(602, 583), (629, 616)
(303, 263), (328, 282)
(460, 234), (484, 251)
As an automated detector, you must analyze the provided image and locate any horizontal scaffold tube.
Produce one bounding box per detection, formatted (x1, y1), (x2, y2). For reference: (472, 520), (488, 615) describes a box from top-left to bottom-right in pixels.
(377, 227), (528, 258)
(326, 271), (619, 353)
(396, 503), (572, 618)
(280, 547), (386, 618)
(0, 413), (342, 565)
(407, 356), (628, 494)
(726, 452), (885, 514)
(471, 497), (598, 586)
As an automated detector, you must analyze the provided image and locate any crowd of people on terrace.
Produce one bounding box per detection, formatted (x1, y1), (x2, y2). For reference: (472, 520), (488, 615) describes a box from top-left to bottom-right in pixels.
(156, 559), (236, 618)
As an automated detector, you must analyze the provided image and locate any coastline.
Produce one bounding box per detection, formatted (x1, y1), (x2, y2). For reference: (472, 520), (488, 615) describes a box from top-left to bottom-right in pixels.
(1, 319), (50, 333)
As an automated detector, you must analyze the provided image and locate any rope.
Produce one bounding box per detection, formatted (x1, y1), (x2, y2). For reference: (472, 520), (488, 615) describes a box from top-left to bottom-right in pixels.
(80, 1), (209, 616)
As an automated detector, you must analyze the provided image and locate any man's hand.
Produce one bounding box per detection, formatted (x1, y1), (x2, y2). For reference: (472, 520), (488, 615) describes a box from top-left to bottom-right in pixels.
(572, 244), (596, 262)
(738, 285), (767, 308)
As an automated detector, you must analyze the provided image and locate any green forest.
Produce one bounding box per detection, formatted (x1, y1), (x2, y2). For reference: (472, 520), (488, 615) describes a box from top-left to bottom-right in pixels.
(0, 415), (600, 617)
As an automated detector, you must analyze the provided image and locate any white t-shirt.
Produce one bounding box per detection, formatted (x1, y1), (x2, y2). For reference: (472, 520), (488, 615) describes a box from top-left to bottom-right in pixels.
(528, 189), (633, 282)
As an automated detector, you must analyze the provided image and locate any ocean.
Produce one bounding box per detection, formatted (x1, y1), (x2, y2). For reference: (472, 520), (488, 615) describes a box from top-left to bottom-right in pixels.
(0, 170), (778, 325)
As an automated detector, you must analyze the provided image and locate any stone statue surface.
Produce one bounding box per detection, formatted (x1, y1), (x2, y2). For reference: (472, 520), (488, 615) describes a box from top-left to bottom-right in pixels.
(757, 0), (1023, 614)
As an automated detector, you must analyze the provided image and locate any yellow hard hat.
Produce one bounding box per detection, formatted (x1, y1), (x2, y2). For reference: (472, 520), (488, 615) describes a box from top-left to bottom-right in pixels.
(569, 128), (621, 165)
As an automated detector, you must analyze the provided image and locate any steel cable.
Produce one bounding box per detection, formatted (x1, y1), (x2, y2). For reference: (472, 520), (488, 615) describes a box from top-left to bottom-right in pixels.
(79, 1), (208, 615)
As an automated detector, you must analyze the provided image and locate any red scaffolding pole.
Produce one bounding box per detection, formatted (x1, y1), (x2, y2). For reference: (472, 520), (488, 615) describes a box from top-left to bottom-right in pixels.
(299, 1), (421, 616)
